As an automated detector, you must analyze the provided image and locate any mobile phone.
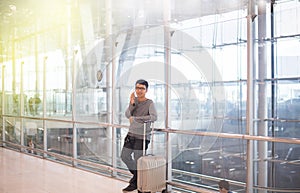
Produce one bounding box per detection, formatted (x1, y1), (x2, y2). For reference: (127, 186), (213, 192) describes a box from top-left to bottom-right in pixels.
(134, 91), (137, 97)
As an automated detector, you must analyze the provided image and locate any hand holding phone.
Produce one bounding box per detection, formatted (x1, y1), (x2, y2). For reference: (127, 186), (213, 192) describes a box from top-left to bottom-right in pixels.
(130, 92), (136, 105)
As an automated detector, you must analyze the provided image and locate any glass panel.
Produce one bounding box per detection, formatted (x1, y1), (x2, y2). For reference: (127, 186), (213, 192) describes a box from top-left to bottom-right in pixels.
(171, 133), (246, 192)
(77, 123), (112, 166)
(269, 143), (300, 189)
(26, 92), (43, 116)
(46, 120), (73, 158)
(4, 117), (21, 146)
(112, 30), (165, 126)
(4, 91), (15, 116)
(274, 1), (300, 37)
(117, 127), (129, 171)
(44, 50), (71, 119)
(276, 39), (300, 79)
(23, 118), (44, 156)
(75, 88), (105, 123)
(75, 41), (108, 123)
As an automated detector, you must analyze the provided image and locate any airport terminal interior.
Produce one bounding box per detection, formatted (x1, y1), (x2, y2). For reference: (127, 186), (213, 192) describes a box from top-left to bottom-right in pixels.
(0, 0), (300, 192)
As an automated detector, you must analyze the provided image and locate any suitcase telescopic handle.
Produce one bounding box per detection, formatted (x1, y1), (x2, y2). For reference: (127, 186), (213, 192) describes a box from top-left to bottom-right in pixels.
(143, 121), (154, 156)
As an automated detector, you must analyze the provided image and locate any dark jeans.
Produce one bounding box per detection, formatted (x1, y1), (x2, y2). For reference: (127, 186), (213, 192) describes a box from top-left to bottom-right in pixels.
(121, 134), (150, 186)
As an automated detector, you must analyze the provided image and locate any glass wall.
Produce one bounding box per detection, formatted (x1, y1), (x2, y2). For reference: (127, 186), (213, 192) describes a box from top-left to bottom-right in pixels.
(0, 0), (300, 192)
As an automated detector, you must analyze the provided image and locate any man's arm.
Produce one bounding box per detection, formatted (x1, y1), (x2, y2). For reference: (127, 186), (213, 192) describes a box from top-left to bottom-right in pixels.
(148, 102), (158, 122)
(125, 92), (137, 119)
(125, 103), (136, 119)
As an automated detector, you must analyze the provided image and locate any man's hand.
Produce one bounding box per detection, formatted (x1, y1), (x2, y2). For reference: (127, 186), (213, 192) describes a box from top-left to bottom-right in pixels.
(129, 116), (134, 124)
(130, 92), (135, 105)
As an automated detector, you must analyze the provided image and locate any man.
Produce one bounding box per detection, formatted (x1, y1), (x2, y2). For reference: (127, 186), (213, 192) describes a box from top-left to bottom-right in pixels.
(121, 79), (157, 192)
(218, 180), (233, 193)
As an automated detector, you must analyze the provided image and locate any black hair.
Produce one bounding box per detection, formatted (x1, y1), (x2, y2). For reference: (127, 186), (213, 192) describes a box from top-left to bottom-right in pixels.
(218, 180), (230, 190)
(135, 79), (149, 89)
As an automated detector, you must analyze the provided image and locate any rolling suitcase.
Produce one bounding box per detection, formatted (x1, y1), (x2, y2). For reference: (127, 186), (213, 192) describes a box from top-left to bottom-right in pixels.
(137, 122), (166, 193)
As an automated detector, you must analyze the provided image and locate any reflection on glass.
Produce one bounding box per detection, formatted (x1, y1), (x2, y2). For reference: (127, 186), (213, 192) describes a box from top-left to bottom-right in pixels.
(46, 121), (73, 157)
(77, 124), (112, 167)
(4, 118), (21, 146)
(23, 119), (44, 155)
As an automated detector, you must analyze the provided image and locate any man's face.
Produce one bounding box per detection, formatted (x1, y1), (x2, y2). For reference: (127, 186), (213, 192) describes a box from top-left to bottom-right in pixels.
(135, 83), (147, 98)
(219, 187), (227, 193)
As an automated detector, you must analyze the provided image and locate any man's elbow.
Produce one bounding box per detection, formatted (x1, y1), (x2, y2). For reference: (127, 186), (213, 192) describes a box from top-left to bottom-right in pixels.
(152, 115), (158, 122)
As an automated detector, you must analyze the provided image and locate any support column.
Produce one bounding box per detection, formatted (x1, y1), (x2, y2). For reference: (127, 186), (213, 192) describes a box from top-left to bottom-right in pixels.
(43, 56), (48, 158)
(34, 25), (39, 94)
(163, 0), (172, 192)
(257, 1), (268, 192)
(246, 0), (256, 192)
(72, 50), (78, 166)
(270, 0), (276, 188)
(20, 62), (24, 150)
(65, 0), (72, 115)
(2, 65), (5, 145)
(104, 0), (114, 176)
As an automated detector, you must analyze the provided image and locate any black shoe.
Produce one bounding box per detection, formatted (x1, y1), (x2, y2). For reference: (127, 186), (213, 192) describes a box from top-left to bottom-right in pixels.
(122, 184), (137, 192)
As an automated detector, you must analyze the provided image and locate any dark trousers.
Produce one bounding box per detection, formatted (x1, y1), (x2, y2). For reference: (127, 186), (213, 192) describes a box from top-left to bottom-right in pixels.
(121, 134), (150, 186)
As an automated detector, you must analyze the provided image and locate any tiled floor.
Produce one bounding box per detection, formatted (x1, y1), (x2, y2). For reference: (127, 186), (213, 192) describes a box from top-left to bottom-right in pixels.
(0, 148), (130, 193)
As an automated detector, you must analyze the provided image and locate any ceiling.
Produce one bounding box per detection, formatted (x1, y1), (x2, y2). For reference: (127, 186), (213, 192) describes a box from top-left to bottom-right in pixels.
(0, 0), (251, 38)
